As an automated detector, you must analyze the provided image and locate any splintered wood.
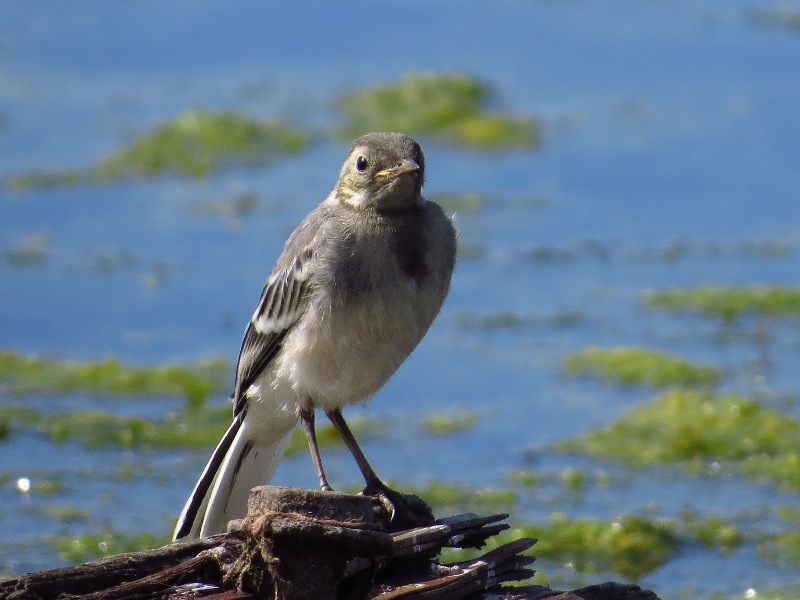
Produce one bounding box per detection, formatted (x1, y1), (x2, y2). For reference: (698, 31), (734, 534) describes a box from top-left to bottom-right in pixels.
(0, 486), (659, 600)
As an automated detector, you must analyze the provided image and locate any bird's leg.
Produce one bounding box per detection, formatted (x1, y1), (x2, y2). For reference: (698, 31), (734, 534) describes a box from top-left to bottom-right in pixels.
(325, 408), (434, 530)
(325, 408), (381, 488)
(299, 406), (333, 492)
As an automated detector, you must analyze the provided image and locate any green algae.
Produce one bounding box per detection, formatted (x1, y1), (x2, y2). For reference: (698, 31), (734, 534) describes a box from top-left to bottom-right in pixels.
(750, 7), (800, 33)
(337, 72), (541, 150)
(455, 310), (584, 330)
(38, 506), (90, 524)
(777, 505), (800, 525)
(48, 530), (172, 564)
(0, 401), (231, 449)
(506, 468), (615, 495)
(27, 479), (66, 496)
(562, 346), (721, 388)
(190, 191), (260, 223)
(533, 514), (677, 580)
(0, 235), (50, 267)
(0, 405), (41, 440)
(456, 310), (532, 330)
(398, 481), (516, 514)
(0, 351), (229, 408)
(557, 389), (800, 491)
(429, 192), (483, 213)
(45, 406), (232, 449)
(560, 467), (590, 491)
(722, 590), (800, 600)
(442, 513), (677, 581)
(759, 531), (800, 565)
(6, 111), (308, 189)
(455, 240), (487, 260)
(678, 512), (744, 554)
(422, 411), (479, 436)
(505, 470), (542, 488)
(642, 285), (800, 323)
(283, 414), (389, 458)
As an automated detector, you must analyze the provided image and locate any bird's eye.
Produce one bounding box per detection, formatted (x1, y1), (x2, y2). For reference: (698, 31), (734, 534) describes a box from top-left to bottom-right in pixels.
(355, 156), (368, 172)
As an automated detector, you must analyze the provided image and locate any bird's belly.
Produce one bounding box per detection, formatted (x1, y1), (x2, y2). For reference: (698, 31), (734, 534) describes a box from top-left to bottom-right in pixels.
(277, 282), (429, 411)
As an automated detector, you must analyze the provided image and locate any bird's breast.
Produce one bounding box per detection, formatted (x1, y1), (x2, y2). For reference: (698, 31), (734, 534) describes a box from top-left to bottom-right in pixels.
(278, 269), (431, 410)
(273, 206), (455, 410)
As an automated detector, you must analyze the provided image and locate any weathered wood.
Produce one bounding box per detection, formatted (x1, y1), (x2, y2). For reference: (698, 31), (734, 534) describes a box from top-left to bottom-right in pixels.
(223, 487), (392, 599)
(0, 537), (220, 600)
(0, 486), (661, 600)
(373, 537), (536, 599)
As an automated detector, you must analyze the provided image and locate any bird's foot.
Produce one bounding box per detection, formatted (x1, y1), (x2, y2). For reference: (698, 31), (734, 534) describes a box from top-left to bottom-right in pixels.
(363, 480), (434, 533)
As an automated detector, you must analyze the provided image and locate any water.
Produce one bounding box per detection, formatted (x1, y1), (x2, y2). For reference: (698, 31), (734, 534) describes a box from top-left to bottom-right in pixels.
(1, 1), (800, 597)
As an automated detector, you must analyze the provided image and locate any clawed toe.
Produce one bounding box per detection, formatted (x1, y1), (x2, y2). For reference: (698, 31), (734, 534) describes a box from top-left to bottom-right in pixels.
(363, 481), (434, 532)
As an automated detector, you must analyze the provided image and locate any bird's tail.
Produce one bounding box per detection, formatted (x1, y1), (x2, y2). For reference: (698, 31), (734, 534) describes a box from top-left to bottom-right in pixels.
(173, 414), (293, 540)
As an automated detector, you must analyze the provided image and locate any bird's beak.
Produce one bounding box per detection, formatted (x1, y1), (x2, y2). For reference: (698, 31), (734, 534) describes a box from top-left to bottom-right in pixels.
(374, 159), (420, 179)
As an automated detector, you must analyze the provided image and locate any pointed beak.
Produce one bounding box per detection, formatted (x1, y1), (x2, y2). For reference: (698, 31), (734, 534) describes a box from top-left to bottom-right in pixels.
(374, 158), (420, 179)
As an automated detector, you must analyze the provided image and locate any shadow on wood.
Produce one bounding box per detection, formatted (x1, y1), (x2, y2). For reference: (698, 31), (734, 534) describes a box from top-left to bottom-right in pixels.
(0, 486), (661, 600)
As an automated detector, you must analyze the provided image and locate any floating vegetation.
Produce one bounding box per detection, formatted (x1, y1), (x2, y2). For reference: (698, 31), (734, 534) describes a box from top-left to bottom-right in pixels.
(0, 235), (51, 268)
(0, 351), (229, 408)
(533, 514), (677, 580)
(88, 250), (139, 274)
(22, 478), (66, 496)
(455, 310), (584, 330)
(283, 415), (389, 458)
(528, 246), (576, 263)
(48, 530), (171, 564)
(46, 407), (233, 449)
(38, 506), (91, 524)
(760, 530), (800, 565)
(562, 346), (721, 388)
(0, 402), (232, 449)
(455, 311), (533, 330)
(737, 240), (794, 258)
(337, 72), (541, 150)
(560, 467), (589, 491)
(0, 405), (44, 440)
(421, 410), (479, 436)
(6, 111), (308, 189)
(190, 192), (260, 223)
(428, 192), (483, 213)
(505, 470), (541, 488)
(749, 7), (800, 33)
(442, 514), (677, 581)
(397, 481), (516, 514)
(455, 240), (487, 260)
(642, 285), (800, 323)
(557, 389), (800, 491)
(678, 511), (745, 554)
(506, 468), (612, 493)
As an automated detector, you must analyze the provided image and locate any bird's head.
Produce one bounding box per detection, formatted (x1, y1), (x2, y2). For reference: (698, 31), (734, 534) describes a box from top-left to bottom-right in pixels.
(335, 132), (425, 212)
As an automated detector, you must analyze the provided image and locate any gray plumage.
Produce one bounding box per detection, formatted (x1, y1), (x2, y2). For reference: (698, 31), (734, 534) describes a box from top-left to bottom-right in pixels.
(174, 132), (457, 540)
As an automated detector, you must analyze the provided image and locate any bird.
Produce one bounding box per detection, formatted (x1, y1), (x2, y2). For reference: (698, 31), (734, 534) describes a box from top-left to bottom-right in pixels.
(173, 132), (457, 540)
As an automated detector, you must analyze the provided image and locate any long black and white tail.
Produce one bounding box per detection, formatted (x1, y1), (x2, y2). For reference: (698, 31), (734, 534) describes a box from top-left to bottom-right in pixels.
(173, 414), (293, 540)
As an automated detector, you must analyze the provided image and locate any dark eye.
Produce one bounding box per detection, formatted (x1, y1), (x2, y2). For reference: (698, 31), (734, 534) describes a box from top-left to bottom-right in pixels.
(355, 155), (368, 172)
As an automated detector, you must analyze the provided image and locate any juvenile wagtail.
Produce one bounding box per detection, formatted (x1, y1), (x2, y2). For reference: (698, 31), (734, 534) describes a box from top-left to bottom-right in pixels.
(174, 132), (457, 539)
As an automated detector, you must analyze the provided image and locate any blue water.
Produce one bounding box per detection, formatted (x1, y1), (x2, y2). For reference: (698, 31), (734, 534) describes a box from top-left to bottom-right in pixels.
(2, 1), (800, 597)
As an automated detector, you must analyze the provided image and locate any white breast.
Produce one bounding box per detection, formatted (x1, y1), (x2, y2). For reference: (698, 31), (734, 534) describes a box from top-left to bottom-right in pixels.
(274, 273), (429, 411)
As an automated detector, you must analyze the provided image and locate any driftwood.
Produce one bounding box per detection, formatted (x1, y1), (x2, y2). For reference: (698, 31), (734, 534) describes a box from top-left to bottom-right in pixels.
(0, 486), (661, 600)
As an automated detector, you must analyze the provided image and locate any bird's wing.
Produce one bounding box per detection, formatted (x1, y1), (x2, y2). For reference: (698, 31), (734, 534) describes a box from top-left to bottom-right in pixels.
(232, 218), (323, 417)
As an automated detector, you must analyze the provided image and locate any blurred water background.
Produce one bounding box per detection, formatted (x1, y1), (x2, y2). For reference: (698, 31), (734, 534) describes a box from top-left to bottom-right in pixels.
(1, 2), (800, 598)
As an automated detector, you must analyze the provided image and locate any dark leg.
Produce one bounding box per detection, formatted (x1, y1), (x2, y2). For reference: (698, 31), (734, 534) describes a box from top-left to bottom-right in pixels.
(325, 408), (382, 489)
(299, 406), (333, 492)
(325, 408), (433, 530)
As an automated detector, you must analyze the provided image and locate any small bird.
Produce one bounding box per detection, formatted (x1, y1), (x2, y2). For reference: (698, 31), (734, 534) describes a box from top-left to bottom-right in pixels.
(174, 132), (457, 540)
